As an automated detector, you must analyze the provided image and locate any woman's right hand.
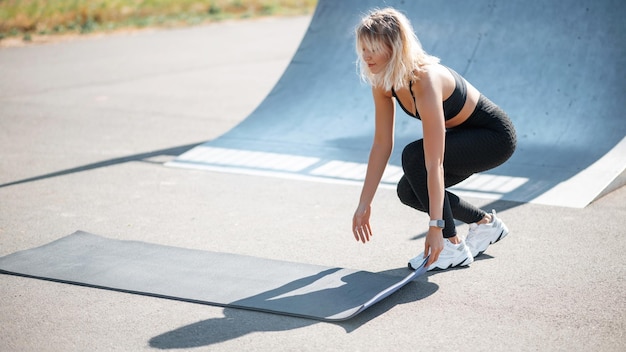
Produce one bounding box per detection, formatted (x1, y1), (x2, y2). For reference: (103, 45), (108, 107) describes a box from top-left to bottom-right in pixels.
(352, 204), (373, 243)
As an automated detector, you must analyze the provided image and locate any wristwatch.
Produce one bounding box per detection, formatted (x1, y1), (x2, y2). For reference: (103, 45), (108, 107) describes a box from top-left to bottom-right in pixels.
(428, 219), (445, 228)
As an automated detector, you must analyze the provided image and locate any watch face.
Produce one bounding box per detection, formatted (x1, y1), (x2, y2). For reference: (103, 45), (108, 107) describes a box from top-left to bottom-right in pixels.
(430, 220), (445, 228)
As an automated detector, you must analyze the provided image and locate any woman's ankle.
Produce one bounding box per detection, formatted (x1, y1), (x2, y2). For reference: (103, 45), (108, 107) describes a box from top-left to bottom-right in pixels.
(448, 235), (462, 244)
(476, 213), (492, 225)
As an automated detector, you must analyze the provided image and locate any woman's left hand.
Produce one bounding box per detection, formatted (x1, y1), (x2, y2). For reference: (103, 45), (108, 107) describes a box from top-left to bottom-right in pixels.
(423, 227), (444, 267)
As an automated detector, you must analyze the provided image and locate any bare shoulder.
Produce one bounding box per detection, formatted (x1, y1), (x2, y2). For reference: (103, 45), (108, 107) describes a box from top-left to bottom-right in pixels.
(372, 84), (393, 99)
(412, 64), (446, 92)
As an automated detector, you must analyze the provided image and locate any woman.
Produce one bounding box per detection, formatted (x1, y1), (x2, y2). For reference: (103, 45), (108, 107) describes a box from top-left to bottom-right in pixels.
(351, 8), (516, 271)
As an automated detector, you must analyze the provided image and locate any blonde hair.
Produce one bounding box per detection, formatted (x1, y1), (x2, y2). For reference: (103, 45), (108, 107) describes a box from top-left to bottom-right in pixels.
(355, 8), (439, 90)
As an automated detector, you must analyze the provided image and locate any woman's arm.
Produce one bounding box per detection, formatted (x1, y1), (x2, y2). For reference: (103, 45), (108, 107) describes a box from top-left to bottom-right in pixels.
(413, 68), (446, 265)
(352, 85), (395, 243)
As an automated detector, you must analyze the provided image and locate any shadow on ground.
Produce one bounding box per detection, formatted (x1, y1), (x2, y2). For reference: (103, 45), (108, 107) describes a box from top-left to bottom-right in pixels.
(0, 142), (202, 188)
(148, 268), (438, 349)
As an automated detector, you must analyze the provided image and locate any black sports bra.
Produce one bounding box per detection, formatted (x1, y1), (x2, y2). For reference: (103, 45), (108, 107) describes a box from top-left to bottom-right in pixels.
(391, 66), (467, 121)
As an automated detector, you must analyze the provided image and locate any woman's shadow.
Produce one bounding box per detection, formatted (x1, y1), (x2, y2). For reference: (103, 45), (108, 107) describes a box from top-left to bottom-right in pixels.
(149, 267), (438, 349)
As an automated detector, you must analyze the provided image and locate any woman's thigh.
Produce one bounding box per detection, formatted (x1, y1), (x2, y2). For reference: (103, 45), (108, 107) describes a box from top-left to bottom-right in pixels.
(443, 126), (515, 176)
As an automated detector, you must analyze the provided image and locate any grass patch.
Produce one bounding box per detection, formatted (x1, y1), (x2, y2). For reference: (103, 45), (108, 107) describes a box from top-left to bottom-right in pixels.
(0, 0), (317, 42)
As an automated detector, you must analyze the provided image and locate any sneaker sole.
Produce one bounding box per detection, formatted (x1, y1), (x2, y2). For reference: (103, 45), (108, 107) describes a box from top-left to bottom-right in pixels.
(408, 257), (473, 271)
(493, 227), (509, 243)
(474, 228), (509, 257)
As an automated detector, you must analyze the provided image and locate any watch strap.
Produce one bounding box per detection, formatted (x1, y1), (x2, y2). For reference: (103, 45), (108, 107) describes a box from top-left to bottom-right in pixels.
(428, 219), (445, 228)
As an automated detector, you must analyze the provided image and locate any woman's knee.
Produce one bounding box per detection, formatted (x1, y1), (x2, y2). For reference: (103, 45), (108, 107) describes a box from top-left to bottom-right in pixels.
(401, 140), (426, 175)
(396, 177), (411, 204)
(397, 176), (427, 211)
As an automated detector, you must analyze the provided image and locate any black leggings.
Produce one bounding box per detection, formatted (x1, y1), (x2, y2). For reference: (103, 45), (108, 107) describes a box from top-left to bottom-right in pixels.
(397, 95), (517, 238)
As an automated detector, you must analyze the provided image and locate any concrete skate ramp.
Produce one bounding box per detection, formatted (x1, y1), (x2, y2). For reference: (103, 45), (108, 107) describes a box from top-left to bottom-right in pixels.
(168, 0), (626, 208)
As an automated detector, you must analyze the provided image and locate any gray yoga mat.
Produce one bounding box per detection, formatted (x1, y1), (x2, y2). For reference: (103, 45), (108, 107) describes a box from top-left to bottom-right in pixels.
(0, 231), (427, 321)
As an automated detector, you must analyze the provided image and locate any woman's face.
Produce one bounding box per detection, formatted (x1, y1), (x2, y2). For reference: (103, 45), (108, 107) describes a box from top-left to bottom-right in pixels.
(361, 42), (391, 75)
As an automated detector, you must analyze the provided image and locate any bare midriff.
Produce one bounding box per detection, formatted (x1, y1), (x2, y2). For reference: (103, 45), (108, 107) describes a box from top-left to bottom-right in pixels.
(444, 82), (480, 129)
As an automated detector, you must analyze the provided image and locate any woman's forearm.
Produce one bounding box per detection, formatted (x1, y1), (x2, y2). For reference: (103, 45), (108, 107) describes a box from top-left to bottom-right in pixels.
(426, 164), (445, 220)
(359, 143), (392, 207)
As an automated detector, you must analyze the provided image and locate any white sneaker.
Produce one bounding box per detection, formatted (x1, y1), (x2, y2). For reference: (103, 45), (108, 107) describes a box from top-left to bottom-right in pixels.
(408, 239), (474, 271)
(465, 209), (509, 257)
